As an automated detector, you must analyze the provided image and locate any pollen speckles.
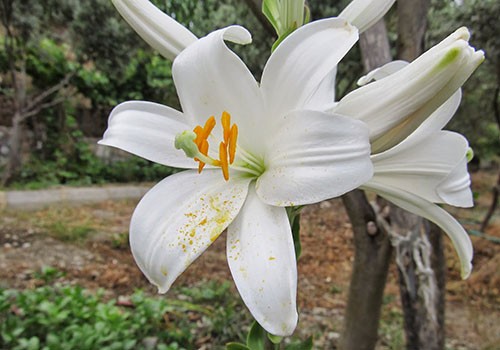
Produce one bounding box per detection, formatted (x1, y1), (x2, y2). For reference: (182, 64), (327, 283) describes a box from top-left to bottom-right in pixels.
(174, 190), (241, 257)
(161, 266), (168, 277)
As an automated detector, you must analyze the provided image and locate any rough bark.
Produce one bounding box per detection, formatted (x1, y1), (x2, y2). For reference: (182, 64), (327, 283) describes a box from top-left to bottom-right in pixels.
(481, 69), (500, 231)
(395, 1), (445, 349)
(391, 210), (445, 350)
(340, 20), (393, 350)
(397, 0), (430, 62)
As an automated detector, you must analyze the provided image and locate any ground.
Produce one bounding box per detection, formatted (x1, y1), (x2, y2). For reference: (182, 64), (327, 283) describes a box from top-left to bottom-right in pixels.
(0, 170), (499, 349)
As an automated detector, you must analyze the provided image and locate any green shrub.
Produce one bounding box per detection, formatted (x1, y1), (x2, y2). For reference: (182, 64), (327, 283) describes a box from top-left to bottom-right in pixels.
(0, 281), (249, 350)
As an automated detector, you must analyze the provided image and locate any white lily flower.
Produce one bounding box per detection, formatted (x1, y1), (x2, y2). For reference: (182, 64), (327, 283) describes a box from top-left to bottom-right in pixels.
(100, 20), (373, 335)
(339, 0), (396, 33)
(331, 27), (484, 154)
(356, 58), (475, 278)
(111, 0), (197, 60)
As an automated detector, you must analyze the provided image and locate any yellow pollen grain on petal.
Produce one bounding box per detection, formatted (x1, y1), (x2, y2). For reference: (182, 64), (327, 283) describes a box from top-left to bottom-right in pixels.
(269, 256), (276, 261)
(161, 266), (168, 276)
(221, 111), (231, 144)
(219, 141), (229, 181)
(229, 124), (238, 164)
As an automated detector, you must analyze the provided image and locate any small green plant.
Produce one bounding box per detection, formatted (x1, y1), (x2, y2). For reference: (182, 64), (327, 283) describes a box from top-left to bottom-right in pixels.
(0, 281), (251, 350)
(45, 221), (94, 242)
(111, 232), (129, 250)
(33, 266), (65, 284)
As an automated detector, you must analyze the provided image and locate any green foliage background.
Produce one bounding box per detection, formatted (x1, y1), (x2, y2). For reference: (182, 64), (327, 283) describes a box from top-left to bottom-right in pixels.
(0, 0), (498, 188)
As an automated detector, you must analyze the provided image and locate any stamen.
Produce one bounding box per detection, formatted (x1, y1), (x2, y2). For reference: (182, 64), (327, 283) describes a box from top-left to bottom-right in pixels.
(219, 142), (229, 181)
(229, 124), (238, 164)
(198, 139), (209, 173)
(222, 111), (231, 144)
(175, 111), (257, 182)
(203, 116), (216, 138)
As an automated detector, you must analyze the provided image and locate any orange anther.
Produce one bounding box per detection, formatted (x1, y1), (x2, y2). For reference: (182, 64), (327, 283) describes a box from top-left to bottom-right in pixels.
(219, 142), (229, 181)
(197, 139), (209, 173)
(203, 116), (216, 138)
(221, 111), (231, 144)
(193, 125), (204, 147)
(229, 124), (238, 164)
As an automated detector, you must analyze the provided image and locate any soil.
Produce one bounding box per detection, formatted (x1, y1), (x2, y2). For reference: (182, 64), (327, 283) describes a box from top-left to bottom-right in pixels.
(0, 170), (499, 349)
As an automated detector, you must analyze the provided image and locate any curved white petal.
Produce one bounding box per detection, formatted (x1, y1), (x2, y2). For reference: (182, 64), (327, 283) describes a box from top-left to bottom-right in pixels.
(111, 0), (197, 60)
(256, 110), (373, 206)
(130, 170), (250, 293)
(372, 131), (472, 207)
(99, 101), (197, 168)
(339, 0), (396, 33)
(357, 60), (408, 86)
(261, 18), (358, 119)
(303, 68), (337, 110)
(437, 156), (473, 207)
(227, 186), (297, 336)
(172, 26), (264, 153)
(363, 182), (473, 279)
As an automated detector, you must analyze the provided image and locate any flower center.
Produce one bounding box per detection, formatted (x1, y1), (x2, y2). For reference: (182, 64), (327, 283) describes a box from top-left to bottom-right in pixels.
(175, 112), (265, 181)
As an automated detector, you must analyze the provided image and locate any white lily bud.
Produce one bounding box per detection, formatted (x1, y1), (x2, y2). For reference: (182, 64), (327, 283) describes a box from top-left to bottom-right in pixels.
(111, 0), (197, 60)
(332, 27), (484, 154)
(339, 0), (396, 33)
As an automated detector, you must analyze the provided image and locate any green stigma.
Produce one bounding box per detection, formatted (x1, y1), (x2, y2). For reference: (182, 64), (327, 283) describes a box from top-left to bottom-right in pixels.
(174, 131), (199, 158)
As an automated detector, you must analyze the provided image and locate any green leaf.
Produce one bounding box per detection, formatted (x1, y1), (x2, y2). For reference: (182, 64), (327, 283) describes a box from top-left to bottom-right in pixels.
(285, 336), (313, 350)
(262, 0), (281, 34)
(287, 207), (303, 259)
(267, 333), (283, 344)
(226, 342), (251, 350)
(271, 25), (297, 52)
(246, 321), (266, 350)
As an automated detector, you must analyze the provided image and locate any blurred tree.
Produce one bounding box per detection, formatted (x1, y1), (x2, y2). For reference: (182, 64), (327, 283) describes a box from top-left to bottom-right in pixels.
(0, 0), (73, 185)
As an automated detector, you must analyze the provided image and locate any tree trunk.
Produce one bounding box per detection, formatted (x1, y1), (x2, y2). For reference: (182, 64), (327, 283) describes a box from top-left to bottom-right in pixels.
(391, 209), (445, 350)
(397, 0), (430, 61)
(395, 1), (445, 349)
(341, 190), (393, 350)
(340, 20), (393, 350)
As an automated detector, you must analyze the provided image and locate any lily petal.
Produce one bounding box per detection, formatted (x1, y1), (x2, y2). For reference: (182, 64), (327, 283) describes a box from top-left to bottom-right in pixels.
(111, 0), (197, 60)
(99, 101), (196, 168)
(130, 170), (250, 293)
(256, 110), (373, 206)
(227, 186), (297, 336)
(304, 68), (337, 110)
(172, 26), (264, 153)
(371, 131), (472, 207)
(437, 156), (472, 207)
(339, 0), (396, 33)
(357, 60), (408, 86)
(332, 28), (484, 153)
(261, 18), (358, 119)
(384, 89), (462, 150)
(363, 181), (473, 279)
